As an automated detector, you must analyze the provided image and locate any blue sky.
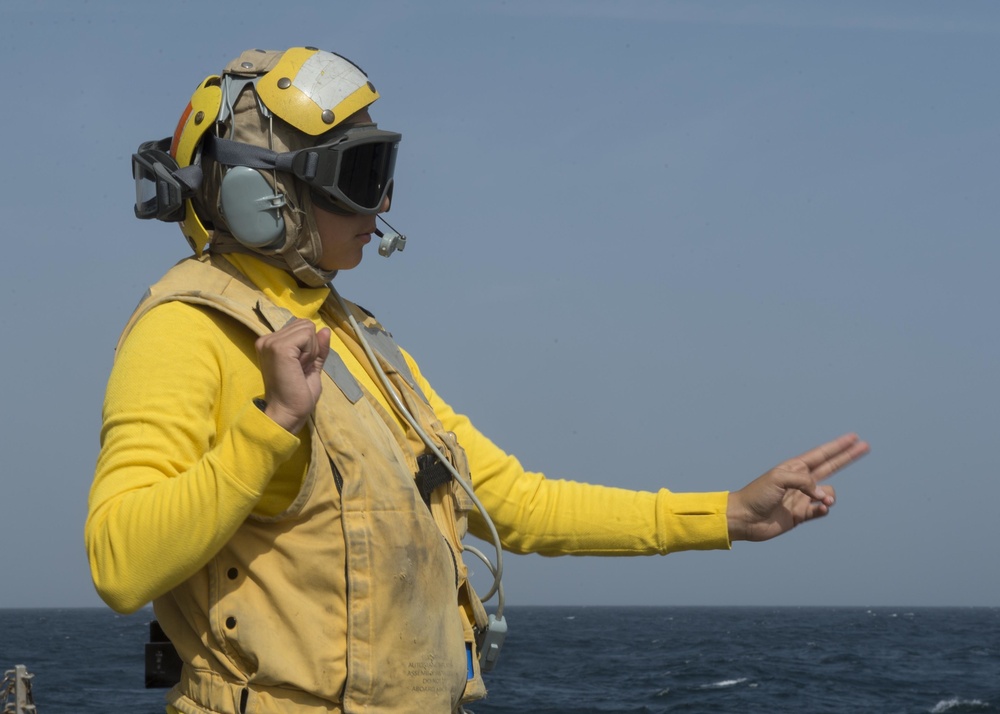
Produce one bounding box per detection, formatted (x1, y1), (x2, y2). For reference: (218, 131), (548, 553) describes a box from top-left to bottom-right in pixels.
(1, 0), (998, 608)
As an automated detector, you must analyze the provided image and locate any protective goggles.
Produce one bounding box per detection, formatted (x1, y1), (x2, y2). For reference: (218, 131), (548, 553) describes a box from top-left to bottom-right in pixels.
(204, 124), (400, 215)
(132, 138), (199, 222)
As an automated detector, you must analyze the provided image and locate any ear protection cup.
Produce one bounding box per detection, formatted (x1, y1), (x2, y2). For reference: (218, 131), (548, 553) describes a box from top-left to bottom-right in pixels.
(218, 166), (286, 249)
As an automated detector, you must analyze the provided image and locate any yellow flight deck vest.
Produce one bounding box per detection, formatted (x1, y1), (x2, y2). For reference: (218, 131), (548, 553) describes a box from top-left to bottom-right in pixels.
(118, 254), (490, 714)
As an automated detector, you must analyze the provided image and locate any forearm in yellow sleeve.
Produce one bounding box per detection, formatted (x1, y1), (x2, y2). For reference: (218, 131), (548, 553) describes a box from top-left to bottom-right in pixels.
(86, 303), (302, 613)
(402, 350), (731, 555)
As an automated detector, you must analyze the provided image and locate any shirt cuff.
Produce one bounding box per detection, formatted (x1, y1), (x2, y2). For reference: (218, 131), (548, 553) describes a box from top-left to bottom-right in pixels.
(212, 400), (302, 497)
(654, 489), (731, 553)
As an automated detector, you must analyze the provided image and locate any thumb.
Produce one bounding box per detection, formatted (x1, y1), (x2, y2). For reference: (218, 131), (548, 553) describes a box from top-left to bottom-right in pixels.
(318, 327), (331, 356)
(312, 328), (331, 369)
(773, 464), (831, 505)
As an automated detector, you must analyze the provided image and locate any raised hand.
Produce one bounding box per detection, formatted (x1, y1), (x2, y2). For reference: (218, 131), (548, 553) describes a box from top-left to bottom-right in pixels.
(726, 433), (870, 542)
(254, 319), (331, 434)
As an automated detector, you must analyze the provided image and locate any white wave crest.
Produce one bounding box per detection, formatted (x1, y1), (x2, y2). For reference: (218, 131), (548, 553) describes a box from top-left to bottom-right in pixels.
(929, 698), (990, 713)
(700, 678), (749, 689)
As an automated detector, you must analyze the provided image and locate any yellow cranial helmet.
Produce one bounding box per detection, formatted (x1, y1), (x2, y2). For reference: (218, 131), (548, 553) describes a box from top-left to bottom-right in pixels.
(255, 47), (380, 137)
(153, 47), (384, 285)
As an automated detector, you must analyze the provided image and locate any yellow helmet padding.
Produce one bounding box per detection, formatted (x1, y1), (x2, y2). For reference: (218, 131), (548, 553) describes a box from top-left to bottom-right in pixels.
(256, 47), (380, 136)
(172, 76), (222, 167)
(171, 76), (223, 255)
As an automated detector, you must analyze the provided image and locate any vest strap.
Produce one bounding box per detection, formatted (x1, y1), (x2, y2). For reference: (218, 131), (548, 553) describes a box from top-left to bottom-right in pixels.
(415, 454), (453, 505)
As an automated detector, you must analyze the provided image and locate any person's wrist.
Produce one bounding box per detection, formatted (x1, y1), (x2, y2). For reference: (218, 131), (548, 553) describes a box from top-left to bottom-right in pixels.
(256, 396), (305, 434)
(726, 492), (747, 542)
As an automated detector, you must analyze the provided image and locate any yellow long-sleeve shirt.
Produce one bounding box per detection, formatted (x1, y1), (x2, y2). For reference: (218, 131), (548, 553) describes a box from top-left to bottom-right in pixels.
(86, 254), (730, 614)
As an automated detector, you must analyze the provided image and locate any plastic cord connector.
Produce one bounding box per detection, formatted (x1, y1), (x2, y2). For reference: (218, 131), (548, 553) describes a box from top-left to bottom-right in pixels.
(479, 614), (507, 673)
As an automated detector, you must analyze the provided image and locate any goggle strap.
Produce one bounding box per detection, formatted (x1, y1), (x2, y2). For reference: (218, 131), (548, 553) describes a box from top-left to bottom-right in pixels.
(173, 164), (204, 193)
(203, 134), (296, 173)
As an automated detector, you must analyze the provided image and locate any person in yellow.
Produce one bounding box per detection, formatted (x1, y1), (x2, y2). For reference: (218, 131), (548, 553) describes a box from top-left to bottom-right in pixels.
(86, 47), (869, 714)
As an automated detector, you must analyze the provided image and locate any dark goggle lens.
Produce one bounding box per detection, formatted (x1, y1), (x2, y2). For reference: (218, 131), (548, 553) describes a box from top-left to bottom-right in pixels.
(336, 141), (397, 209)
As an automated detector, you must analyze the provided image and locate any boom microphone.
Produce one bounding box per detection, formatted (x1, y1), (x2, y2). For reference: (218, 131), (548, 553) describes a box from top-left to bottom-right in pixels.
(375, 216), (407, 257)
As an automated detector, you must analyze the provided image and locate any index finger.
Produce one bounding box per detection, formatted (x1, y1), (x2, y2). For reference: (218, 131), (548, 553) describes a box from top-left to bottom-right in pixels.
(797, 433), (870, 478)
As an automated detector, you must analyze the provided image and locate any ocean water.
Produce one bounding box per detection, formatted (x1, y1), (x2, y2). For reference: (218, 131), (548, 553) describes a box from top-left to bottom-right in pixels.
(1, 607), (997, 713)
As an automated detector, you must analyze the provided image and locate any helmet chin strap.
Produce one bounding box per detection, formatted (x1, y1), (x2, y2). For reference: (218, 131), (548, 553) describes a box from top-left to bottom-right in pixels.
(289, 191), (340, 286)
(285, 246), (338, 287)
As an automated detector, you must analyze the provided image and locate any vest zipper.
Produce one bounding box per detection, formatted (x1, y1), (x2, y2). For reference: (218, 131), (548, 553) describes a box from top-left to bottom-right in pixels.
(446, 539), (459, 588)
(329, 457), (344, 493)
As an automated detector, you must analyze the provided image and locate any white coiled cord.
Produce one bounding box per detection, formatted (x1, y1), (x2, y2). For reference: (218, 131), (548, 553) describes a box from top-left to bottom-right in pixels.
(333, 288), (505, 604)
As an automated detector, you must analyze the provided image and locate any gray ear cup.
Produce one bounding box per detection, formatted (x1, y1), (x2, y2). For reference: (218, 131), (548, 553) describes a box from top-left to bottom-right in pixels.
(218, 166), (286, 249)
